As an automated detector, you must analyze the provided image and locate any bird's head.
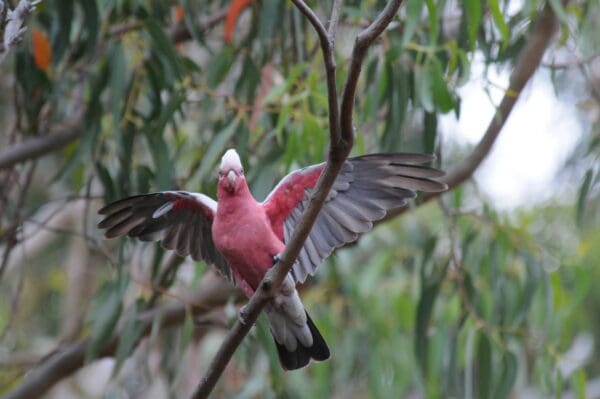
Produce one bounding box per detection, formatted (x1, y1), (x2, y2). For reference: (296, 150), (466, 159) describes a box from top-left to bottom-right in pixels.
(218, 149), (245, 194)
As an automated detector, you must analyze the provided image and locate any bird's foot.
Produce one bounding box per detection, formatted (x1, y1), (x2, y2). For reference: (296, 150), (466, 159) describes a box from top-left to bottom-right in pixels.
(238, 305), (249, 325)
(272, 253), (283, 266)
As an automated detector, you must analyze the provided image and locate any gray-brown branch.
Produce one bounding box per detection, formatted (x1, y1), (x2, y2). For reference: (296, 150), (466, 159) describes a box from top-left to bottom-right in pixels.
(291, 0), (341, 146)
(381, 1), (559, 222)
(0, 125), (83, 170)
(190, 1), (403, 398)
(1, 273), (241, 399)
(0, 8), (227, 170)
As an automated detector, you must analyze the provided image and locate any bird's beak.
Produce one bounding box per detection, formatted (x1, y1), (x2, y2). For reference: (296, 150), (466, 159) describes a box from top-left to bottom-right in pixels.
(227, 170), (236, 190)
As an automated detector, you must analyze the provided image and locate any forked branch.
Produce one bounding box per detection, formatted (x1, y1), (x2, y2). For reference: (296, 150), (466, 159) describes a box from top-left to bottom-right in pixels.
(190, 1), (403, 398)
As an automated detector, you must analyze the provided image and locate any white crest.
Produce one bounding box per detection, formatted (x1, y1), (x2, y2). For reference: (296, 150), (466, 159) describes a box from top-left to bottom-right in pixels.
(220, 149), (242, 171)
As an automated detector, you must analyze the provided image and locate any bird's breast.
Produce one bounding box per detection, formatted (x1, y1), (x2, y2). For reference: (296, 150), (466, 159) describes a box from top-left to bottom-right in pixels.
(212, 203), (284, 290)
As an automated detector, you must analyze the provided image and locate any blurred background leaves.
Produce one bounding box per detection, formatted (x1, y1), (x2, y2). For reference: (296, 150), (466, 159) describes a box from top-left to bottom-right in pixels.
(1, 0), (599, 398)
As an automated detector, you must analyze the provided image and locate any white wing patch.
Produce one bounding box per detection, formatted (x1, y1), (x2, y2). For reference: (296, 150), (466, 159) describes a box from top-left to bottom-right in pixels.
(153, 202), (174, 219)
(192, 193), (218, 212)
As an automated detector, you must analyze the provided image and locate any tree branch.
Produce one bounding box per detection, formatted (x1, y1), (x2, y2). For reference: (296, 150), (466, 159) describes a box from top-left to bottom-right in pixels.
(190, 2), (403, 398)
(169, 7), (228, 44)
(381, 2), (559, 222)
(0, 8), (227, 170)
(339, 0), (401, 152)
(1, 273), (241, 399)
(327, 0), (343, 41)
(0, 0), (40, 65)
(0, 123), (83, 170)
(290, 0), (340, 146)
(441, 3), (558, 190)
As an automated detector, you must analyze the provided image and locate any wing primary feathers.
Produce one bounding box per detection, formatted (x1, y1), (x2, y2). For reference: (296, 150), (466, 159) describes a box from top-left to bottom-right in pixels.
(161, 223), (181, 251)
(320, 211), (358, 244)
(384, 175), (447, 192)
(98, 195), (144, 215)
(303, 237), (322, 266)
(325, 202), (371, 234)
(272, 152), (447, 284)
(176, 224), (191, 256)
(97, 207), (132, 230)
(105, 214), (146, 239)
(333, 193), (385, 222)
(353, 152), (435, 164)
(98, 191), (234, 284)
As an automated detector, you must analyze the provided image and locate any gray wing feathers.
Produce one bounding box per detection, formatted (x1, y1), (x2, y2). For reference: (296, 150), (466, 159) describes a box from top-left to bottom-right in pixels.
(290, 153), (447, 283)
(98, 192), (233, 282)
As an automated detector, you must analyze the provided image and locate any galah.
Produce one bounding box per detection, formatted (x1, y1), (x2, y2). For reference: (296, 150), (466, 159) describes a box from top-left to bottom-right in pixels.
(98, 149), (447, 369)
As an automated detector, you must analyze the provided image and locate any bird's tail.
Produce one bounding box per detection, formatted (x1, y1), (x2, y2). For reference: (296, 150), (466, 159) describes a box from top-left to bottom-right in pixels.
(265, 306), (330, 370)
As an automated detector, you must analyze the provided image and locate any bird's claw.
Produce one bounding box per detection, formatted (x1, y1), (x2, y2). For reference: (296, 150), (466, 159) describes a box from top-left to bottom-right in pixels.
(272, 253), (283, 266)
(238, 305), (249, 325)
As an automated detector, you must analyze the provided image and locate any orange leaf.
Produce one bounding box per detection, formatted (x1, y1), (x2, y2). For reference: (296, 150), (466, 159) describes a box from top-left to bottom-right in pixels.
(32, 29), (52, 71)
(224, 0), (251, 44)
(173, 6), (185, 23)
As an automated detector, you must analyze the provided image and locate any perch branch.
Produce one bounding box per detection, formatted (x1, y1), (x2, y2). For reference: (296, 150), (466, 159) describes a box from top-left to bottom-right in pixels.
(190, 1), (403, 398)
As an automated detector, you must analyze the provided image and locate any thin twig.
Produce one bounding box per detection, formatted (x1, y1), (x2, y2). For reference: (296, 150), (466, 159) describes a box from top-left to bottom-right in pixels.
(0, 161), (36, 280)
(438, 199), (532, 340)
(339, 0), (401, 153)
(380, 2), (560, 223)
(0, 8), (228, 170)
(0, 255), (25, 341)
(0, 0), (41, 65)
(147, 255), (185, 307)
(107, 20), (143, 37)
(170, 7), (228, 44)
(190, 2), (403, 398)
(18, 218), (117, 267)
(1, 273), (240, 399)
(291, 0), (341, 147)
(542, 52), (600, 70)
(327, 0), (343, 42)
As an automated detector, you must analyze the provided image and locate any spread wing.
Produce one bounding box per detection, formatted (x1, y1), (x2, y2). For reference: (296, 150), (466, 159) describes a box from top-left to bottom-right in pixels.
(97, 191), (233, 282)
(263, 153), (447, 283)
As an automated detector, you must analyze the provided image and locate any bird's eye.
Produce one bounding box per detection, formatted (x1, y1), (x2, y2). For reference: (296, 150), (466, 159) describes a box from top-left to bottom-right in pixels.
(240, 169), (244, 176)
(218, 171), (224, 178)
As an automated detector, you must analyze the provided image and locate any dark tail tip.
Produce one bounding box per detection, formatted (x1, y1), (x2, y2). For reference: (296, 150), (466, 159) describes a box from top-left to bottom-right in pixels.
(274, 312), (330, 370)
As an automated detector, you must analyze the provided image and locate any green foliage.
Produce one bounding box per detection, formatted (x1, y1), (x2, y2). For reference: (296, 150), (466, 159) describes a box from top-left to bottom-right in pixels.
(1, 0), (599, 398)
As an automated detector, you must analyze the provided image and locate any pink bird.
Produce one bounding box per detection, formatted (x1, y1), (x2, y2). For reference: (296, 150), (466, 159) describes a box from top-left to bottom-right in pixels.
(98, 149), (447, 369)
